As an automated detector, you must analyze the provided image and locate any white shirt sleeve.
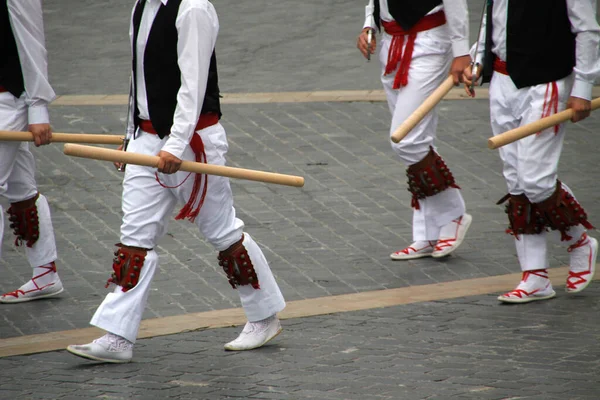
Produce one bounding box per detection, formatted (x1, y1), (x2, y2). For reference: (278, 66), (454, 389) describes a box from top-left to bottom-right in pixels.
(469, 7), (486, 65)
(161, 1), (219, 159)
(7, 0), (55, 124)
(126, 77), (135, 137)
(362, 0), (376, 30)
(126, 6), (136, 138)
(442, 0), (470, 57)
(567, 0), (600, 100)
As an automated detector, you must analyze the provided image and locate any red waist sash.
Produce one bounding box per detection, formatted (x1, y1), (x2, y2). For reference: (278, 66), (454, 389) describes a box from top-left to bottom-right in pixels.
(381, 11), (446, 89)
(139, 112), (219, 135)
(493, 58), (508, 75)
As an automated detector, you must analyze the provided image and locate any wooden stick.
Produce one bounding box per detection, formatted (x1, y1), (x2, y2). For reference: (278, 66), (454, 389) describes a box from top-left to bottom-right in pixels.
(63, 143), (305, 188)
(488, 97), (600, 149)
(391, 76), (455, 143)
(0, 131), (124, 145)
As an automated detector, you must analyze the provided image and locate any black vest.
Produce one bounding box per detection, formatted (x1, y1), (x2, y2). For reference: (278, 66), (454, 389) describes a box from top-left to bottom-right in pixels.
(132, 0), (221, 139)
(0, 1), (25, 97)
(374, 0), (442, 31)
(482, 0), (576, 88)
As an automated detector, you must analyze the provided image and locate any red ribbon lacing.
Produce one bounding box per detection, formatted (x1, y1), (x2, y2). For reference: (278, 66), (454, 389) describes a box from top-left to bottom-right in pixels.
(501, 269), (549, 298)
(381, 11), (446, 89)
(397, 241), (435, 255)
(522, 269), (549, 281)
(434, 217), (463, 252)
(1, 262), (57, 299)
(566, 233), (594, 290)
(568, 232), (590, 254)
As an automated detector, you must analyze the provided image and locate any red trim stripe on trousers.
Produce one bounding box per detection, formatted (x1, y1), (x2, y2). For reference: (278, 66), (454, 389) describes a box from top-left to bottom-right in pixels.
(493, 58), (559, 134)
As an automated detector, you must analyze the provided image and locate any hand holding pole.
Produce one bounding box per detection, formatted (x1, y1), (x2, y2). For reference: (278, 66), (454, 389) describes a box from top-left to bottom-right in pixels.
(488, 97), (600, 149)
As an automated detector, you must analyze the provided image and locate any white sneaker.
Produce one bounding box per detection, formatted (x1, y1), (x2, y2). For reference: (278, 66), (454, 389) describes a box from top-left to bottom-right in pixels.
(224, 315), (282, 351)
(0, 263), (64, 304)
(498, 270), (556, 304)
(67, 333), (133, 363)
(566, 233), (598, 293)
(432, 214), (473, 258)
(390, 241), (435, 260)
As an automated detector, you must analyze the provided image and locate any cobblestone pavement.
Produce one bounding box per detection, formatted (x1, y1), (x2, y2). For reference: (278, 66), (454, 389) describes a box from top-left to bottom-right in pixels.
(2, 288), (600, 400)
(1, 0), (600, 399)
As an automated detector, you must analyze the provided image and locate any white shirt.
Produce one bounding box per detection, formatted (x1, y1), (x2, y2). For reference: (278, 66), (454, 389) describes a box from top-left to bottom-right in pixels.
(363, 0), (470, 58)
(7, 0), (55, 124)
(128, 0), (219, 159)
(472, 0), (600, 100)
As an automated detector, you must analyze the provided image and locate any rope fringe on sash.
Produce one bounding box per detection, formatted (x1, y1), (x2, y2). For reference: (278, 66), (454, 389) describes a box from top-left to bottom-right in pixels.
(143, 113), (219, 223)
(381, 11), (446, 90)
(155, 134), (208, 223)
(540, 81), (559, 135)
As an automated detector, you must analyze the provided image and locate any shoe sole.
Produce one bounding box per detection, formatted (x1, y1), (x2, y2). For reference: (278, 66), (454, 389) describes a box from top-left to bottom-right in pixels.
(497, 291), (556, 304)
(432, 214), (473, 259)
(566, 237), (598, 294)
(224, 327), (283, 351)
(390, 252), (433, 261)
(66, 346), (132, 364)
(0, 287), (64, 304)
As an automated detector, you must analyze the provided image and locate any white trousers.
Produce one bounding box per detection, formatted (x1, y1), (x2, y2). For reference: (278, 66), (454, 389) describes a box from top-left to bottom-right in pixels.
(378, 26), (466, 241)
(0, 92), (57, 268)
(489, 72), (586, 270)
(91, 123), (286, 343)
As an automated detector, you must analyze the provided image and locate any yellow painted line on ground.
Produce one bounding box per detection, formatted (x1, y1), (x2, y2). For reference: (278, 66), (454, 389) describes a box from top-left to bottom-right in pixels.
(48, 87), (600, 106)
(0, 266), (593, 358)
(50, 91), (390, 106)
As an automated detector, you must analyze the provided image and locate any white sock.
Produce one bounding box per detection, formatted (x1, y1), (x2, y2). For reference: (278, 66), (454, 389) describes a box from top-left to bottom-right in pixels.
(438, 217), (461, 239)
(517, 270), (551, 292)
(94, 333), (134, 352)
(16, 263), (59, 292)
(412, 240), (435, 249)
(244, 315), (277, 334)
